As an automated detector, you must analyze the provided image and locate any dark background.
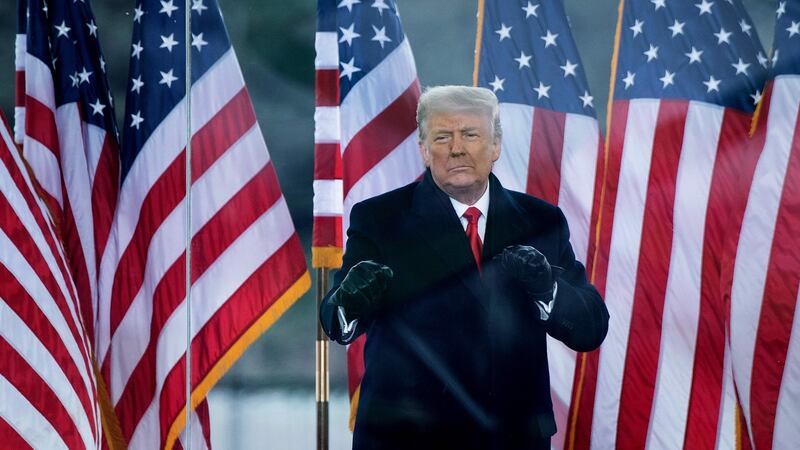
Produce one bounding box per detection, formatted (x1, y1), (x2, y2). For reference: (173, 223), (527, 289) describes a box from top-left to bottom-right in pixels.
(0, 0), (776, 393)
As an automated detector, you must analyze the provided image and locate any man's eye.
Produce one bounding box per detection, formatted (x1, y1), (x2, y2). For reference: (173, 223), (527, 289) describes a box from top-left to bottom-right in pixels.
(434, 136), (449, 142)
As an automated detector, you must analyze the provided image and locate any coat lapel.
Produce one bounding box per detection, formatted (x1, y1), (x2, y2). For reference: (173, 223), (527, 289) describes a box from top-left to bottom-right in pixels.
(483, 173), (531, 260)
(407, 171), (486, 306)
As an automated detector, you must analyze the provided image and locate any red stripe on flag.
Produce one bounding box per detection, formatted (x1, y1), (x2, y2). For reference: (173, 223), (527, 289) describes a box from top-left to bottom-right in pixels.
(114, 163), (283, 439)
(109, 88), (256, 339)
(527, 108), (565, 205)
(616, 100), (688, 450)
(0, 264), (96, 437)
(0, 416), (31, 449)
(347, 334), (366, 398)
(0, 338), (84, 450)
(316, 69), (340, 107)
(91, 135), (119, 264)
(313, 216), (343, 248)
(342, 81), (421, 198)
(23, 95), (60, 157)
(314, 142), (342, 180)
(749, 101), (800, 450)
(568, 100), (629, 450)
(684, 109), (762, 449)
(157, 235), (307, 446)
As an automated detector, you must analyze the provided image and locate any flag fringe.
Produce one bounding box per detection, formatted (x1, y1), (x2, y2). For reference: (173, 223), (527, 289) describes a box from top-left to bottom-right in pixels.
(348, 384), (361, 432)
(312, 246), (343, 269)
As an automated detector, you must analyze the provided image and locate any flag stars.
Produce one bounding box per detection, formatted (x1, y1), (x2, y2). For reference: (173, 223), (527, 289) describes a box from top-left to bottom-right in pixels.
(340, 24), (360, 45)
(751, 90), (762, 105)
(160, 33), (179, 52)
(644, 44), (659, 62)
(772, 49), (780, 65)
(560, 60), (578, 77)
(340, 57), (361, 80)
(86, 20), (98, 37)
(159, 69), (178, 88)
(522, 2), (539, 18)
(740, 19), (752, 35)
(659, 70), (675, 88)
(77, 67), (93, 84)
(131, 75), (144, 94)
(371, 0), (390, 16)
(69, 72), (80, 87)
(732, 58), (750, 75)
(580, 91), (594, 108)
(757, 52), (769, 68)
(489, 76), (505, 92)
(651, 0), (666, 9)
(703, 75), (721, 93)
(338, 0), (360, 12)
(191, 33), (208, 51)
(55, 21), (71, 38)
(630, 19), (644, 37)
(100, 56), (106, 73)
(371, 25), (392, 48)
(669, 20), (685, 37)
(714, 28), (732, 44)
(695, 0), (713, 15)
(622, 71), (636, 89)
(90, 99), (106, 116)
(514, 51), (532, 69)
(541, 30), (558, 48)
(686, 46), (703, 64)
(192, 0), (208, 15)
(534, 82), (551, 99)
(777, 2), (787, 19)
(496, 23), (512, 41)
(132, 40), (144, 58)
(787, 21), (800, 37)
(159, 0), (179, 17)
(133, 5), (145, 23)
(130, 111), (144, 130)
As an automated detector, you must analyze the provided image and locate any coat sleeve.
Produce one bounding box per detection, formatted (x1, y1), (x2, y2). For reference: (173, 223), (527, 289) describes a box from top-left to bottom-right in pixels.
(319, 202), (383, 344)
(544, 209), (610, 352)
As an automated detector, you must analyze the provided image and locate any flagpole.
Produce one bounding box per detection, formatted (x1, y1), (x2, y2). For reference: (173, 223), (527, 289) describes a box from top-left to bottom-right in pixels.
(316, 268), (330, 450)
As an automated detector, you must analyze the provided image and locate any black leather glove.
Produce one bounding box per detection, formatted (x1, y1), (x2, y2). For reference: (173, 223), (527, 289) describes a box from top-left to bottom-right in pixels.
(498, 245), (563, 302)
(330, 260), (394, 319)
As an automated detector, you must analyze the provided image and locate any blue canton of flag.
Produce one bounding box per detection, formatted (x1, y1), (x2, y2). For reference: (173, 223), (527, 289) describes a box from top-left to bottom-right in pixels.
(616, 0), (767, 111)
(477, 0), (596, 116)
(772, 0), (800, 77)
(27, 0), (118, 138)
(336, 0), (407, 100)
(122, 0), (229, 178)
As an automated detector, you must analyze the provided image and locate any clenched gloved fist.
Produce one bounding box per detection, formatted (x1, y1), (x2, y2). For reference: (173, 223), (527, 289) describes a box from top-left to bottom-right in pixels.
(330, 260), (394, 319)
(498, 245), (563, 302)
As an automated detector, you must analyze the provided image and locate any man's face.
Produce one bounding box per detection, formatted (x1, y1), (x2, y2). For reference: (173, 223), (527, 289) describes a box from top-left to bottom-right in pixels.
(419, 111), (501, 200)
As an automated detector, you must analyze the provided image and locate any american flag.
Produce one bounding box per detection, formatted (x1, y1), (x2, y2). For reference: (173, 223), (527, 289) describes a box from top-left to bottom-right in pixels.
(473, 1), (602, 448)
(314, 0), (424, 427)
(95, 0), (310, 448)
(571, 1), (768, 449)
(15, 0), (120, 349)
(0, 111), (101, 449)
(729, 1), (800, 448)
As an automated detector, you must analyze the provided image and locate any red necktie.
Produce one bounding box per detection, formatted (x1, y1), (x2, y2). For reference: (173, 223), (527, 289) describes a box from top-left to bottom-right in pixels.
(463, 207), (483, 271)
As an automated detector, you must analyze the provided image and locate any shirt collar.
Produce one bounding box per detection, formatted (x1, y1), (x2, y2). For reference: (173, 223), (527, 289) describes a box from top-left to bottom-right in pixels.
(449, 183), (490, 219)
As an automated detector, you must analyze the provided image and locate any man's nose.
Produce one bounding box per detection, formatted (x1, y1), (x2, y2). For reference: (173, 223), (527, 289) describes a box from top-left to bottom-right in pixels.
(449, 135), (466, 155)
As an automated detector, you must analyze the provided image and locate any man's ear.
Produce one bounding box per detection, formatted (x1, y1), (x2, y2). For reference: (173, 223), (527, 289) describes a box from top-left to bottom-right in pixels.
(418, 142), (431, 167)
(491, 138), (501, 162)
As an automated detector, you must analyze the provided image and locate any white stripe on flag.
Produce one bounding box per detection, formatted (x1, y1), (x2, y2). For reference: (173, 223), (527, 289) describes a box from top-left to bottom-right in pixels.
(313, 179), (344, 216)
(314, 106), (341, 143)
(730, 76), (800, 438)
(0, 374), (69, 450)
(339, 38), (417, 151)
(21, 136), (63, 208)
(559, 112), (600, 263)
(646, 101), (723, 450)
(15, 35), (25, 70)
(314, 32), (338, 69)
(0, 301), (94, 450)
(85, 122), (107, 189)
(591, 98), (660, 450)
(23, 55), (56, 111)
(494, 103), (532, 194)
